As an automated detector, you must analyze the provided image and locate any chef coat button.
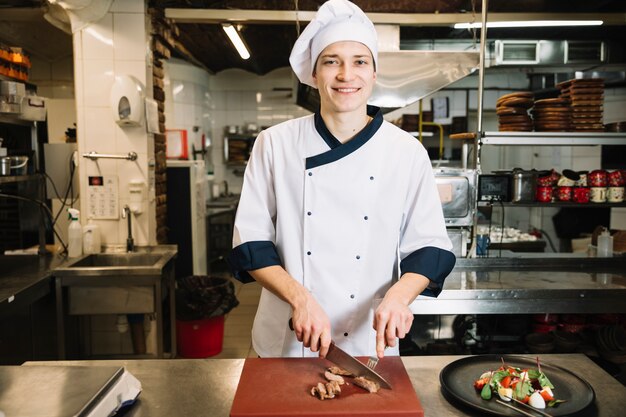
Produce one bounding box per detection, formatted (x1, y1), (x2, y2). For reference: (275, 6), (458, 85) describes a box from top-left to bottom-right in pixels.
(350, 294), (355, 299)
(344, 332), (349, 337)
(369, 176), (374, 180)
(364, 216), (368, 220)
(307, 251), (311, 255)
(307, 211), (312, 216)
(356, 255), (361, 260)
(308, 172), (313, 176)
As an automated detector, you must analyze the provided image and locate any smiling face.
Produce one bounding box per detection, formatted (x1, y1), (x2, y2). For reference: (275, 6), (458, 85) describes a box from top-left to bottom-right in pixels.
(312, 41), (376, 117)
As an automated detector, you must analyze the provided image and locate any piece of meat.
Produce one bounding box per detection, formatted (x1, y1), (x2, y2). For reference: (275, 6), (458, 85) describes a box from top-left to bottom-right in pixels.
(353, 376), (380, 393)
(324, 370), (345, 385)
(327, 366), (353, 376)
(310, 380), (343, 400)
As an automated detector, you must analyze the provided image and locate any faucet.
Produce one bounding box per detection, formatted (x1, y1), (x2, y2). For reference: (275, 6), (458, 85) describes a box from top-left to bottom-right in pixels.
(122, 205), (134, 252)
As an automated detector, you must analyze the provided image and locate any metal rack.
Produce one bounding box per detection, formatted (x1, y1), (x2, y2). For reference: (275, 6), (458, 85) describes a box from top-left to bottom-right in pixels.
(480, 132), (626, 146)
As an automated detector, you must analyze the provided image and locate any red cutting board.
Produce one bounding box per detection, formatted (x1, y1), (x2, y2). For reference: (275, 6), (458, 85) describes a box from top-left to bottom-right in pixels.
(230, 356), (424, 417)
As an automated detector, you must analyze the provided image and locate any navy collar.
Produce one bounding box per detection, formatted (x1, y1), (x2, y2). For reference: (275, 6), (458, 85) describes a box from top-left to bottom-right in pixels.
(307, 105), (383, 169)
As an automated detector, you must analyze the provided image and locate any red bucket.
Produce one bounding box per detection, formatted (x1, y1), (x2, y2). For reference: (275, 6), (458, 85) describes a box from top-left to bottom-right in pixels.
(176, 316), (225, 358)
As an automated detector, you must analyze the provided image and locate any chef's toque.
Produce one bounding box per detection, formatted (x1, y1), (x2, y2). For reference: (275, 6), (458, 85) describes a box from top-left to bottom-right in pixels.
(289, 0), (378, 88)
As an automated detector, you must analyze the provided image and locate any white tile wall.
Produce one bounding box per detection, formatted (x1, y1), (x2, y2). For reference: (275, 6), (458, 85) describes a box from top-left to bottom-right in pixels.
(112, 13), (147, 61)
(81, 13), (114, 61)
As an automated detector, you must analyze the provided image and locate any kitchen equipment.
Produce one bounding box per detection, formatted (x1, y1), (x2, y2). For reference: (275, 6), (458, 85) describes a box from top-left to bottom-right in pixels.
(230, 357), (423, 417)
(0, 365), (141, 417)
(440, 355), (595, 417)
(557, 186), (573, 201)
(535, 186), (553, 203)
(608, 187), (624, 203)
(478, 174), (511, 202)
(573, 187), (590, 203)
(0, 155), (28, 176)
(434, 168), (476, 226)
(510, 168), (537, 203)
(590, 187), (607, 203)
(589, 169), (608, 187)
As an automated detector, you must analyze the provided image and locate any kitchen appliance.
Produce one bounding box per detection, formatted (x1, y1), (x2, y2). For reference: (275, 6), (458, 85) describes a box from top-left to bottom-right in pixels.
(433, 168), (476, 227)
(511, 168), (537, 203)
(167, 160), (207, 277)
(230, 357), (424, 417)
(477, 174), (512, 202)
(0, 155), (28, 176)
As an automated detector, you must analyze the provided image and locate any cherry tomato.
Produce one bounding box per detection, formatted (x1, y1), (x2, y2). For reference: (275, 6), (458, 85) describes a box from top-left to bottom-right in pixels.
(501, 376), (512, 388)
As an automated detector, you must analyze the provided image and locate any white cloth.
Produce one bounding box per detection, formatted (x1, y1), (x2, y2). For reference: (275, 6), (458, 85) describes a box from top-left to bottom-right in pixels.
(289, 0), (378, 88)
(231, 110), (453, 358)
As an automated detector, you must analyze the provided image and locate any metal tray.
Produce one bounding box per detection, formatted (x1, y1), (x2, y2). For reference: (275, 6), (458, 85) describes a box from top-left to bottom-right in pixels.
(439, 355), (595, 416)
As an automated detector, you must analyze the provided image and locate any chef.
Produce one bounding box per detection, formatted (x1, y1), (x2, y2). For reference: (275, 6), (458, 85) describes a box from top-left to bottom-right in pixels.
(229, 0), (455, 360)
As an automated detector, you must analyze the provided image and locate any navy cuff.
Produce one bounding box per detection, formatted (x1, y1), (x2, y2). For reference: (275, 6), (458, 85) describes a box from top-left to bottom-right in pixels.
(400, 246), (456, 297)
(228, 241), (282, 283)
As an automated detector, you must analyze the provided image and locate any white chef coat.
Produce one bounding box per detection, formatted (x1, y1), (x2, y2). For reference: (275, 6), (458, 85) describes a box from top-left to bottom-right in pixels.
(229, 106), (455, 358)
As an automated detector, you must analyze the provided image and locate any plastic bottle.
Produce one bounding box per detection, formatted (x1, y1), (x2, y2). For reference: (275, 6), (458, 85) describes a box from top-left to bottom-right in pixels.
(597, 228), (614, 258)
(82, 218), (101, 254)
(67, 208), (83, 258)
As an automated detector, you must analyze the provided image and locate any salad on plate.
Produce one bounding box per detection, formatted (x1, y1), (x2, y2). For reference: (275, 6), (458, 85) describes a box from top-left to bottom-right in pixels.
(473, 357), (566, 410)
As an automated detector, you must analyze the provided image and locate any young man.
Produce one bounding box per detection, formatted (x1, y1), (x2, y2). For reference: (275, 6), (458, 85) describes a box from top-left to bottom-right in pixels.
(229, 0), (455, 359)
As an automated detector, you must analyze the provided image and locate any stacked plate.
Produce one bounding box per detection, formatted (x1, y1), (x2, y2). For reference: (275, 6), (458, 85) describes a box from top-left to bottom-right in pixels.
(532, 97), (572, 131)
(557, 78), (605, 132)
(595, 325), (626, 364)
(496, 92), (534, 131)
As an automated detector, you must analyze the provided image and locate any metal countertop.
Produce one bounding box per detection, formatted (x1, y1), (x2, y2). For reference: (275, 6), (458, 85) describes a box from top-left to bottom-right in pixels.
(411, 268), (626, 315)
(0, 254), (66, 313)
(23, 354), (625, 417)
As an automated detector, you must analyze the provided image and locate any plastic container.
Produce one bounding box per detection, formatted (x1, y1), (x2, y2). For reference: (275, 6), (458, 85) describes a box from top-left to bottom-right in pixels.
(176, 316), (225, 358)
(597, 228), (614, 258)
(67, 208), (83, 258)
(82, 219), (101, 254)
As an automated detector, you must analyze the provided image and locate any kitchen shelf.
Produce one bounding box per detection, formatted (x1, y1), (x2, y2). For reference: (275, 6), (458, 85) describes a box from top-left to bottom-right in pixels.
(481, 131), (626, 146)
(479, 201), (626, 208)
(0, 174), (40, 184)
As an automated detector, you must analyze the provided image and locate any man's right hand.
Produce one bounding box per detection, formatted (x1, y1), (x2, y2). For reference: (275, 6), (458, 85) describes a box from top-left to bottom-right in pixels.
(291, 296), (332, 358)
(248, 265), (332, 357)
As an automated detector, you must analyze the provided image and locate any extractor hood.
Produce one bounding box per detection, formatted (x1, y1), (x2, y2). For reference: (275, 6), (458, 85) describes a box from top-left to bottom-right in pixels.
(296, 48), (479, 112)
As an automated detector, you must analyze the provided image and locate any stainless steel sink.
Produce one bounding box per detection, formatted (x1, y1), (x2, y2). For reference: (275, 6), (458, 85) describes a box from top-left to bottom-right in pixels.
(54, 245), (177, 276)
(69, 253), (163, 268)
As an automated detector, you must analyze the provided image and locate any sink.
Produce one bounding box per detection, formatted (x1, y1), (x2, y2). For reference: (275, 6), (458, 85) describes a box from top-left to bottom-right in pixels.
(54, 245), (177, 277)
(69, 253), (163, 268)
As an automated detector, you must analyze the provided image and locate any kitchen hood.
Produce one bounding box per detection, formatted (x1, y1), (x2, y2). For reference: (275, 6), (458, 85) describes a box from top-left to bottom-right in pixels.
(296, 49), (479, 112)
(370, 50), (479, 109)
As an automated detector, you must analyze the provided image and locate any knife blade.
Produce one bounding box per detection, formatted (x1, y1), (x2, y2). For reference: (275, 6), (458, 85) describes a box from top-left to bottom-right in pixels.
(325, 342), (393, 390)
(288, 318), (392, 389)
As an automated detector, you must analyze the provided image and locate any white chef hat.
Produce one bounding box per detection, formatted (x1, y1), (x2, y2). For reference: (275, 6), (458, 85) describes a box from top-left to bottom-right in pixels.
(289, 0), (378, 88)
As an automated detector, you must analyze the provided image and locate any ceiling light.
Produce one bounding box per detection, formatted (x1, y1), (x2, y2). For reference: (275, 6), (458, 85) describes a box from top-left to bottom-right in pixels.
(222, 24), (250, 60)
(454, 20), (603, 29)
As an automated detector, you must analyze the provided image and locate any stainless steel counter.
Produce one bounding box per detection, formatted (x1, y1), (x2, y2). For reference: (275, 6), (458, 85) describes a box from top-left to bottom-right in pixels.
(0, 253), (65, 313)
(23, 354), (625, 416)
(410, 257), (626, 315)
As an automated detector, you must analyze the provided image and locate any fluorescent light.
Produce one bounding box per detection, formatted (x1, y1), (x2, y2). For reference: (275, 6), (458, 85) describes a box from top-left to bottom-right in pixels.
(454, 20), (603, 29)
(222, 24), (250, 60)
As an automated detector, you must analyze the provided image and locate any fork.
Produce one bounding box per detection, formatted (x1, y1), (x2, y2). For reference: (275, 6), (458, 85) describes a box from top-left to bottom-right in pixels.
(366, 345), (388, 369)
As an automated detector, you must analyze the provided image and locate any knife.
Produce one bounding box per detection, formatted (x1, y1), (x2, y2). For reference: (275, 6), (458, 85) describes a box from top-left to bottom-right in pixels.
(288, 318), (392, 389)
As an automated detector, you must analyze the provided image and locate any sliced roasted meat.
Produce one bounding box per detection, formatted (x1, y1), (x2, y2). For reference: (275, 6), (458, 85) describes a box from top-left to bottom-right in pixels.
(324, 370), (345, 385)
(353, 376), (380, 393)
(327, 366), (353, 376)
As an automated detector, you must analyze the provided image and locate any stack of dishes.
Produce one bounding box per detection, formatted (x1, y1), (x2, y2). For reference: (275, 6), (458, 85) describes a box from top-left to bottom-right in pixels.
(595, 325), (626, 364)
(495, 92), (534, 131)
(532, 98), (572, 131)
(557, 78), (605, 132)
